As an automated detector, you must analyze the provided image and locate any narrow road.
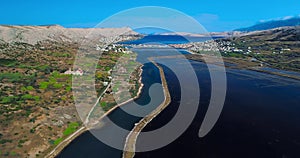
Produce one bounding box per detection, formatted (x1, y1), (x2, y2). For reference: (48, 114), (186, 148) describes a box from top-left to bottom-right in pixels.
(85, 82), (112, 125)
(46, 82), (112, 158)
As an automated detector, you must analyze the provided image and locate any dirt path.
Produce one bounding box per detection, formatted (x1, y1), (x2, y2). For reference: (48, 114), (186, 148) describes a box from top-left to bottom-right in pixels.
(45, 66), (144, 158)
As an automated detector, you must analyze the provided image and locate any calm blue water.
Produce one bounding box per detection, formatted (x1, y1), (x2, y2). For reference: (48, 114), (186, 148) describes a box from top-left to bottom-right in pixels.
(57, 48), (189, 158)
(120, 35), (222, 44)
(135, 59), (300, 158)
(57, 36), (300, 158)
(260, 67), (300, 78)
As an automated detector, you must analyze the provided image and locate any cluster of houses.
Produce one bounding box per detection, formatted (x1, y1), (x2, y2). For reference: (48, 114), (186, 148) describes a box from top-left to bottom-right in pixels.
(169, 43), (193, 49)
(189, 41), (219, 52)
(63, 67), (114, 89)
(188, 40), (292, 56)
(64, 68), (84, 76)
(96, 44), (130, 53)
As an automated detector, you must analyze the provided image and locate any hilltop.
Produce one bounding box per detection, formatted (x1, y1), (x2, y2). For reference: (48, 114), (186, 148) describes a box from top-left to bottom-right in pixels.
(235, 16), (300, 32)
(0, 25), (139, 44)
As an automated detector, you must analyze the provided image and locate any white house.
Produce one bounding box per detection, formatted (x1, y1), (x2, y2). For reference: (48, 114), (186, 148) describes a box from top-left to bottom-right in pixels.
(64, 68), (83, 76)
(103, 81), (109, 86)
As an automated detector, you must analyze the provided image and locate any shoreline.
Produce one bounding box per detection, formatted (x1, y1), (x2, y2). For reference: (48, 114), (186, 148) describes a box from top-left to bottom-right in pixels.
(184, 52), (300, 81)
(89, 65), (144, 126)
(122, 58), (171, 158)
(45, 50), (300, 158)
(45, 126), (87, 158)
(45, 65), (144, 158)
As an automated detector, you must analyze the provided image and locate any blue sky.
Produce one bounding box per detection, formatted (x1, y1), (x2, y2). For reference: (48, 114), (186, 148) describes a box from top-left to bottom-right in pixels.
(1, 0), (299, 32)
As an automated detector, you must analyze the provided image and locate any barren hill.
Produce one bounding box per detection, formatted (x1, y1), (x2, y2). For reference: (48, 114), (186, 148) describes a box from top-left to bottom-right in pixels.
(0, 25), (139, 45)
(237, 26), (300, 41)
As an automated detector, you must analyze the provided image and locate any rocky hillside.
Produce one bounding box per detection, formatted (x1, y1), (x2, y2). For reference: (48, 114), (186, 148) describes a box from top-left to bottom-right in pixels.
(182, 26), (300, 74)
(0, 25), (139, 45)
(238, 26), (300, 41)
(223, 26), (300, 71)
(236, 16), (300, 31)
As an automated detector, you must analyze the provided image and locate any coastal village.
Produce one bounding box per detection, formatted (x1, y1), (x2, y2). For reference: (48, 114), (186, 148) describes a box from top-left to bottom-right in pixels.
(169, 33), (298, 73)
(170, 40), (292, 58)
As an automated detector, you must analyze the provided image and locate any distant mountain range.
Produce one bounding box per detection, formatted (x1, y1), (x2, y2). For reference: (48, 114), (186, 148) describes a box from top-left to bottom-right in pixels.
(2, 15), (300, 44)
(234, 26), (300, 42)
(0, 25), (139, 44)
(235, 16), (300, 32)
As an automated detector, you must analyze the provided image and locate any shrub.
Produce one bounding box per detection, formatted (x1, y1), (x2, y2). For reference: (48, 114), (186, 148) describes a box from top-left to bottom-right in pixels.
(38, 65), (51, 74)
(65, 86), (71, 92)
(0, 72), (23, 82)
(39, 82), (49, 89)
(0, 96), (16, 104)
(26, 86), (34, 91)
(29, 128), (35, 133)
(53, 83), (63, 89)
(100, 102), (107, 107)
(0, 59), (17, 67)
(0, 139), (12, 144)
(21, 94), (40, 101)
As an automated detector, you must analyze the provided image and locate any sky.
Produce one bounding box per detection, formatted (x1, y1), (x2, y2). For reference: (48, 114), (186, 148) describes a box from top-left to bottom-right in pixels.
(1, 0), (299, 32)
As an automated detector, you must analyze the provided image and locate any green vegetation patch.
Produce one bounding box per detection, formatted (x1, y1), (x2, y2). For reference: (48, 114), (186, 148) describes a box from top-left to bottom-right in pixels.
(0, 72), (36, 84)
(53, 137), (63, 145)
(102, 102), (117, 112)
(51, 71), (64, 79)
(39, 81), (49, 89)
(21, 86), (34, 91)
(0, 139), (12, 144)
(39, 71), (70, 90)
(53, 83), (63, 89)
(65, 85), (71, 92)
(0, 96), (17, 104)
(47, 52), (71, 58)
(63, 122), (79, 136)
(21, 94), (40, 101)
(0, 59), (18, 67)
(100, 101), (107, 108)
(112, 84), (119, 93)
(222, 52), (246, 58)
(0, 72), (24, 82)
